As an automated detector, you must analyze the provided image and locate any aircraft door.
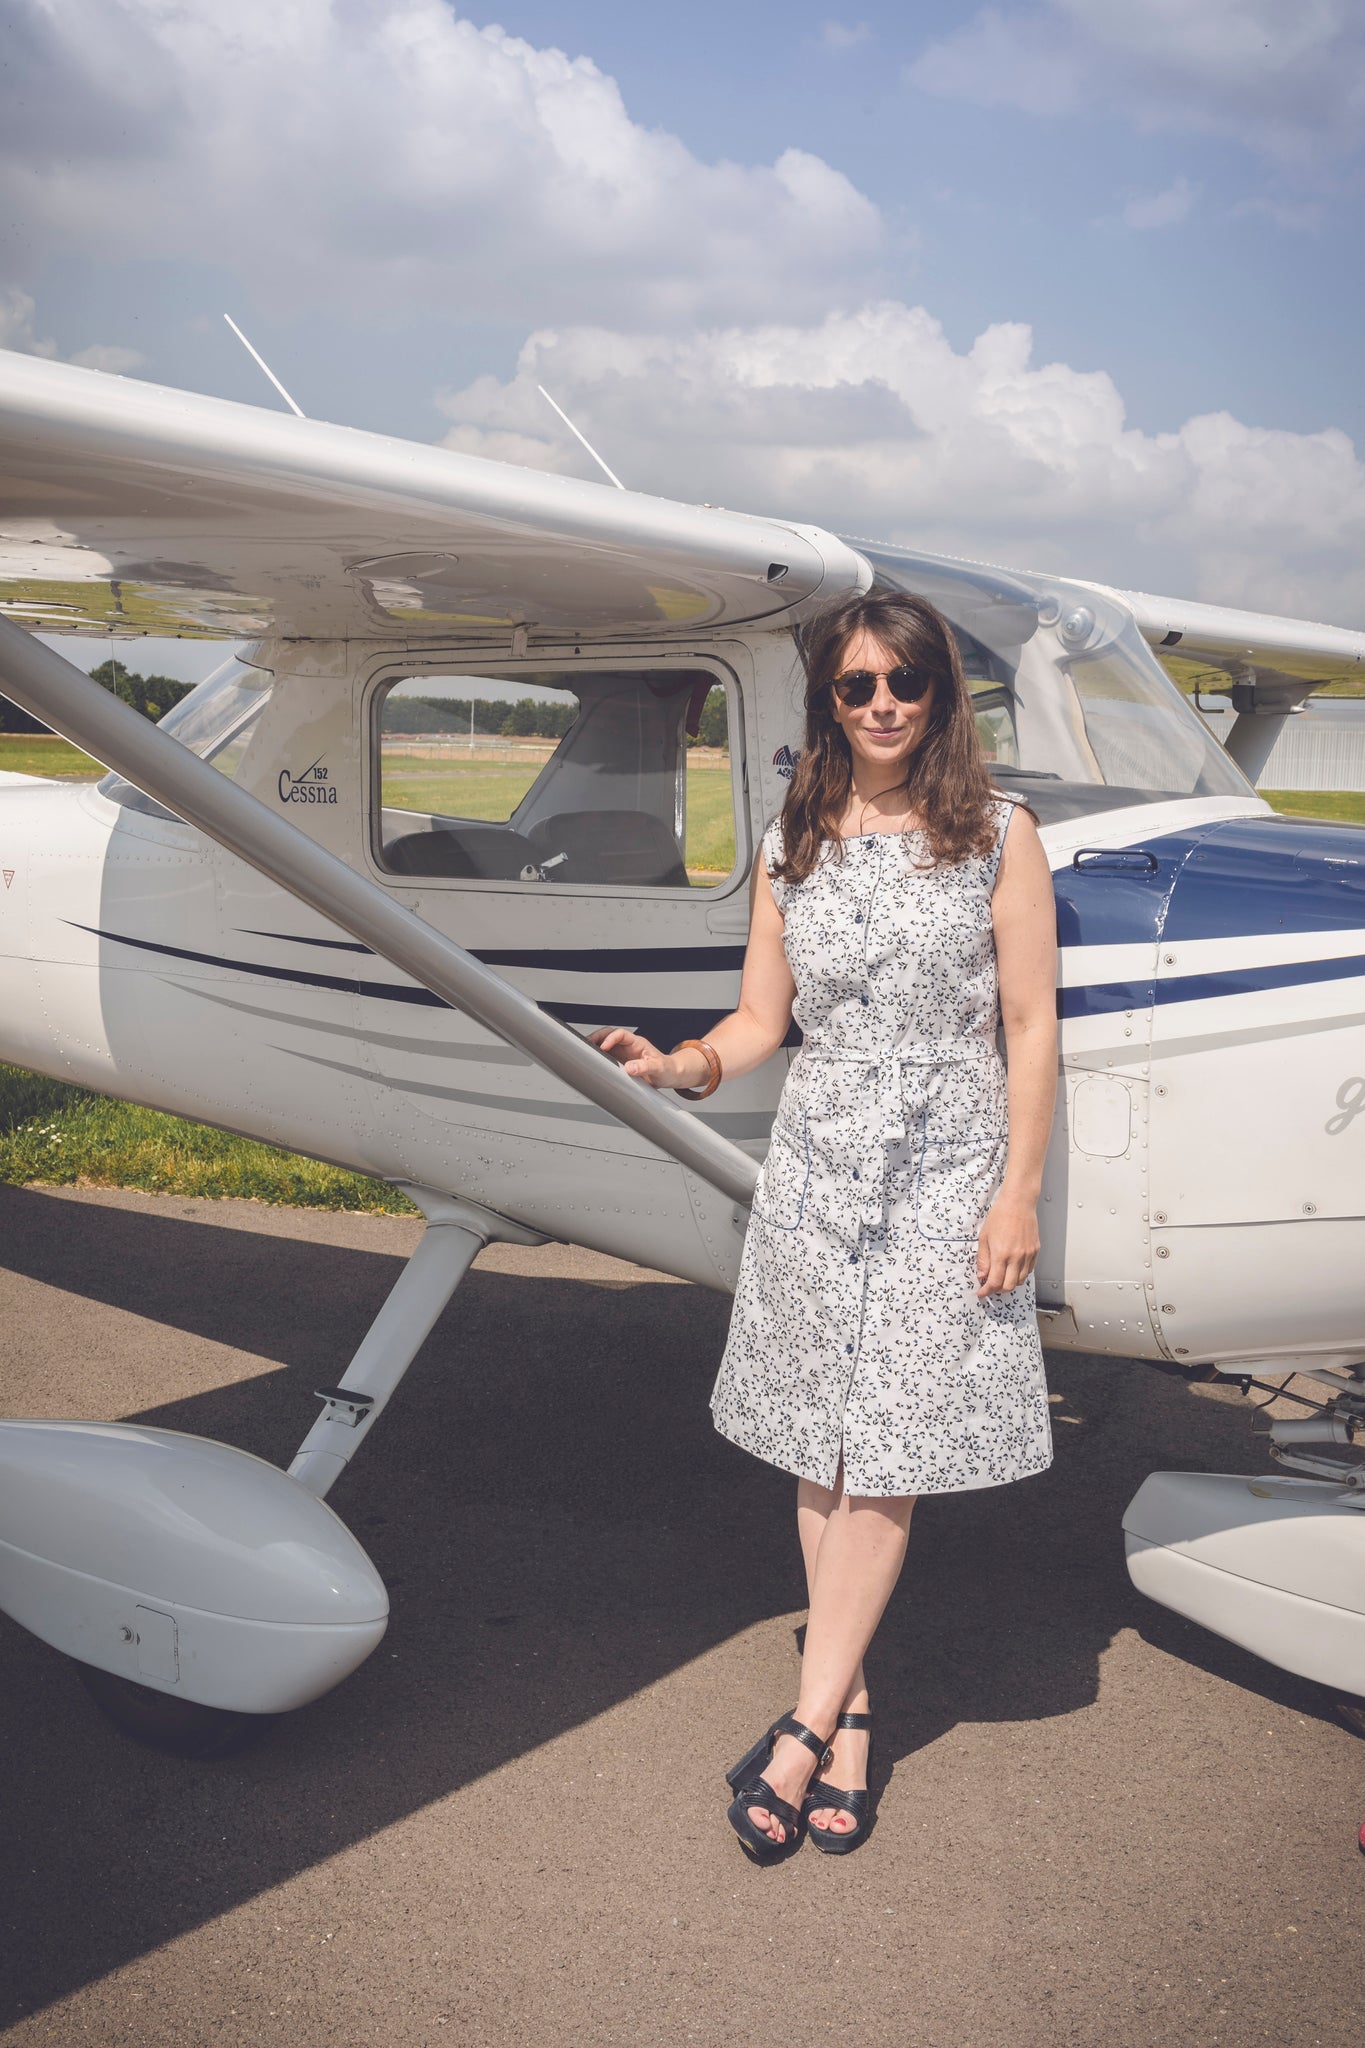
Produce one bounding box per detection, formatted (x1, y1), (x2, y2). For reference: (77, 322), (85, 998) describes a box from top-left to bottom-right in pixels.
(1050, 844), (1167, 1360)
(357, 645), (767, 1273)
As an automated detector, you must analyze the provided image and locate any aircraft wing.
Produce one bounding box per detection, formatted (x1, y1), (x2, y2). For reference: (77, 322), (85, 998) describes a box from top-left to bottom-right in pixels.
(1091, 583), (1365, 699)
(0, 351), (865, 643)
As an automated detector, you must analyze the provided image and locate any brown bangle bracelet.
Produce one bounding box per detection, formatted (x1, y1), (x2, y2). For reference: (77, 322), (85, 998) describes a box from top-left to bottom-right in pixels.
(673, 1037), (722, 1100)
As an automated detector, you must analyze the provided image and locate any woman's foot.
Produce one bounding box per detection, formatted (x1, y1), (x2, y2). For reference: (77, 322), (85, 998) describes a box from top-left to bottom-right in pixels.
(806, 1717), (870, 1838)
(739, 1727), (833, 1847)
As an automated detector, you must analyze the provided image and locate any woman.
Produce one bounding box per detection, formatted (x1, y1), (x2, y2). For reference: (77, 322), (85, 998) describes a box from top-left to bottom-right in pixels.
(591, 589), (1057, 1861)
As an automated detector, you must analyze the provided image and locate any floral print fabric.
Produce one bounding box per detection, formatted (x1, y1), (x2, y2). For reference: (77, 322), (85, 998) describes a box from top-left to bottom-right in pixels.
(710, 798), (1053, 1498)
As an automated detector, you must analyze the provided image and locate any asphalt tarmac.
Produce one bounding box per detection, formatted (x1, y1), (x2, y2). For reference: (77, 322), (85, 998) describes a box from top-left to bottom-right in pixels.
(1, 1182), (1361, 2048)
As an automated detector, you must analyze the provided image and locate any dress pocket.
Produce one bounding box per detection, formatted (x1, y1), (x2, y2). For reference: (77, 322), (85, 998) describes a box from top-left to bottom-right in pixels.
(914, 1066), (1006, 1243)
(753, 1109), (811, 1231)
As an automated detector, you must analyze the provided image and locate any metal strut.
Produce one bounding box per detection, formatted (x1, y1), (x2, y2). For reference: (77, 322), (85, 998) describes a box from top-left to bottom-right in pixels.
(289, 1189), (546, 1498)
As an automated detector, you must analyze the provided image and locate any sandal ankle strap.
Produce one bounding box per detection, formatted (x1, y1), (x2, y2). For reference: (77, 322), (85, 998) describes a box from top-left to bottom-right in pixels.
(836, 1711), (873, 1731)
(776, 1714), (835, 1767)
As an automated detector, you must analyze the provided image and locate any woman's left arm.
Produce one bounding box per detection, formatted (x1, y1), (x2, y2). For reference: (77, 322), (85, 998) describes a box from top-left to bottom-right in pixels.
(978, 807), (1059, 1299)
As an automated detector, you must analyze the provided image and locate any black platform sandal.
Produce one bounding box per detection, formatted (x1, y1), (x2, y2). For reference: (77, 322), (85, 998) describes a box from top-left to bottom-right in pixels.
(724, 1713), (834, 1864)
(803, 1711), (874, 1856)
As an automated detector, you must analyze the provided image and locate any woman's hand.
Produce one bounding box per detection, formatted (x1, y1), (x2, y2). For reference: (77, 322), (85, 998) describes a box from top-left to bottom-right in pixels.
(588, 1026), (705, 1092)
(976, 1187), (1041, 1298)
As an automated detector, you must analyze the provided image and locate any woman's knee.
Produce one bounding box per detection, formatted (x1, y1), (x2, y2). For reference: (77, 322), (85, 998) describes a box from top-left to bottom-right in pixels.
(847, 1490), (916, 1532)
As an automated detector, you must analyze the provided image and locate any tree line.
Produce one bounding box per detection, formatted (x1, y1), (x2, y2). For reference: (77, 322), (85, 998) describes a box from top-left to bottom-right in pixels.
(380, 688), (728, 747)
(0, 658), (196, 733)
(380, 694), (578, 739)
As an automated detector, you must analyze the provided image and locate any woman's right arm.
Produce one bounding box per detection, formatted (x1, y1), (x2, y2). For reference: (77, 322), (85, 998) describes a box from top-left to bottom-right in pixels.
(590, 851), (796, 1092)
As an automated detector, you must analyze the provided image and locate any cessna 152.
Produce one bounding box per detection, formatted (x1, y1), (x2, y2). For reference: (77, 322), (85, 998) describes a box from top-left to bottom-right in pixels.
(0, 346), (1363, 1754)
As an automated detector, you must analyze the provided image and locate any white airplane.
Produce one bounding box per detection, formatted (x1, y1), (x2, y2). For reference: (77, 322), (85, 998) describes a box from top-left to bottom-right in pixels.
(0, 346), (1363, 1756)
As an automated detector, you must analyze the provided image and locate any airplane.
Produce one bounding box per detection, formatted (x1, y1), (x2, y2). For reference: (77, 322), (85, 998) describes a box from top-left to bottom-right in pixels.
(0, 344), (1363, 1757)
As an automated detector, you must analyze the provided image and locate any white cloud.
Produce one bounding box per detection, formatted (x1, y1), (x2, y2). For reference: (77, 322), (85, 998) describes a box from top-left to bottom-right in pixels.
(0, 287), (143, 371)
(1122, 176), (1195, 230)
(0, 0), (882, 327)
(0, 288), (55, 357)
(910, 0), (1365, 163)
(819, 20), (873, 51)
(438, 302), (1365, 624)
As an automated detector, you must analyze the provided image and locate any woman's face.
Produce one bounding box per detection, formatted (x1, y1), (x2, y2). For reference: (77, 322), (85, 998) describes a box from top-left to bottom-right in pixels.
(827, 627), (936, 781)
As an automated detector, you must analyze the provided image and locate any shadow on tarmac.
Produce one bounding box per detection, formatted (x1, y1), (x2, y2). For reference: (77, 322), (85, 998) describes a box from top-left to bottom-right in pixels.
(0, 1182), (1335, 2026)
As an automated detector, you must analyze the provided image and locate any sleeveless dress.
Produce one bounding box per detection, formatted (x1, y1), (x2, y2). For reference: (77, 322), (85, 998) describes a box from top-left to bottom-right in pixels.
(710, 797), (1053, 1499)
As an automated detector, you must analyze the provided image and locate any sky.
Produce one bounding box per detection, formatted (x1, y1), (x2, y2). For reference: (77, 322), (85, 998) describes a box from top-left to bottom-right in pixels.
(3, 0), (1364, 682)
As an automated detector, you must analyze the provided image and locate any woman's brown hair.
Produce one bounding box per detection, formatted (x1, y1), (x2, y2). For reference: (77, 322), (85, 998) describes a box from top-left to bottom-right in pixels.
(772, 588), (1000, 885)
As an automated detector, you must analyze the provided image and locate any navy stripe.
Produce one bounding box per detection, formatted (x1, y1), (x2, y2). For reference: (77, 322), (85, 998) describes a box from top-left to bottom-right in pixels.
(238, 928), (375, 955)
(474, 942), (747, 973)
(235, 928), (746, 974)
(66, 921), (774, 1046)
(70, 922), (451, 1006)
(1059, 979), (1154, 1018)
(1061, 952), (1365, 1018)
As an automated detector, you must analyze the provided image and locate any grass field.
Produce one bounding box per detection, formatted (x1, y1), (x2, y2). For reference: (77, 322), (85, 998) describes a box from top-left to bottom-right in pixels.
(1260, 789), (1365, 825)
(0, 734), (107, 778)
(0, 1063), (416, 1211)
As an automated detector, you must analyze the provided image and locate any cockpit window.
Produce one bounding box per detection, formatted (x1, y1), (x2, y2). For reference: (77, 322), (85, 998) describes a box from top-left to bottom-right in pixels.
(1063, 627), (1247, 802)
(374, 667), (740, 888)
(858, 543), (1254, 824)
(98, 657), (274, 819)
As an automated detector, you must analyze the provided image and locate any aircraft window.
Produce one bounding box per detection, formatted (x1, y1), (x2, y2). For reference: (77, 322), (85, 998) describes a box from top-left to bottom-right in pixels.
(1063, 627), (1248, 804)
(98, 657), (274, 819)
(375, 668), (738, 888)
(969, 681), (1018, 769)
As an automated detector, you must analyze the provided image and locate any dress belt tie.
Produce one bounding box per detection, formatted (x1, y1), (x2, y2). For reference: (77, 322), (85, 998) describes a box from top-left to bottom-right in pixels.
(795, 1039), (997, 1233)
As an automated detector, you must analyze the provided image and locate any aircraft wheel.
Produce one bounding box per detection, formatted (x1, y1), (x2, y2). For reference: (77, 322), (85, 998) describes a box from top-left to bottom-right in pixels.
(1330, 1693), (1365, 1740)
(76, 1663), (274, 1759)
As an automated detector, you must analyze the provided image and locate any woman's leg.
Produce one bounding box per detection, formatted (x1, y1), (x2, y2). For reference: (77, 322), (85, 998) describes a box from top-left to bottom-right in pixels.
(797, 1471), (871, 1835)
(744, 1470), (914, 1845)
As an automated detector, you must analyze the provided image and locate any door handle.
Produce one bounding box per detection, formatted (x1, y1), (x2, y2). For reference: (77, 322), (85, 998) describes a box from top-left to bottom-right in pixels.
(1071, 847), (1159, 874)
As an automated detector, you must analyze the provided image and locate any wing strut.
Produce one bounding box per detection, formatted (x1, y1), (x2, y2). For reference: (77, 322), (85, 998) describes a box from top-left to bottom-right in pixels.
(0, 620), (759, 1210)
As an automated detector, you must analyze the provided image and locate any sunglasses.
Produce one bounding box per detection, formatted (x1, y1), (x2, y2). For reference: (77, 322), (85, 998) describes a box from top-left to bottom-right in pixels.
(828, 664), (931, 709)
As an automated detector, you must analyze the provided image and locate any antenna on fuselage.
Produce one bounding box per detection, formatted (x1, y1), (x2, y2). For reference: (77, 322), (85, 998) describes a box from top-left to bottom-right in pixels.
(536, 385), (625, 490)
(223, 314), (306, 418)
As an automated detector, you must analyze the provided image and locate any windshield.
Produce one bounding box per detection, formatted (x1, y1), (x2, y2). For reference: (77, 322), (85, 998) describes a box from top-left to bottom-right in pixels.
(98, 657), (274, 818)
(856, 544), (1253, 824)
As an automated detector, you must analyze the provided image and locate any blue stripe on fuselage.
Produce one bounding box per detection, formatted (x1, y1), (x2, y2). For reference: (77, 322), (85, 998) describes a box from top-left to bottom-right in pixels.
(1059, 952), (1365, 1018)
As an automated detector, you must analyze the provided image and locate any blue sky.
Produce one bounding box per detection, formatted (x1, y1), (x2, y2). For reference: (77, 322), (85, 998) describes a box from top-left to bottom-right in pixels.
(4, 0), (1364, 674)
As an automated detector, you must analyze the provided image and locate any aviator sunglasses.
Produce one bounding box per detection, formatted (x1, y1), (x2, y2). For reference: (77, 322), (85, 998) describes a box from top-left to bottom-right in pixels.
(828, 663), (931, 709)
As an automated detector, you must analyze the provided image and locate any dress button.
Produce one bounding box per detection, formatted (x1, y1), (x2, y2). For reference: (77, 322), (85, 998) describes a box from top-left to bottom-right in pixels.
(859, 992), (869, 1007)
(848, 1250), (858, 1263)
(851, 1168), (860, 1181)
(845, 1343), (854, 1355)
(854, 912), (863, 924)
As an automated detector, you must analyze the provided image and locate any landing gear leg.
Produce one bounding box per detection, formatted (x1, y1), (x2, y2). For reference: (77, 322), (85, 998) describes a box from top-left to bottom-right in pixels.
(288, 1188), (547, 1499)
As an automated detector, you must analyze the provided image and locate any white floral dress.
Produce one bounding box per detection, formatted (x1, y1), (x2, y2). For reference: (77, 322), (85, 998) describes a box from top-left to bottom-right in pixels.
(710, 798), (1053, 1498)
